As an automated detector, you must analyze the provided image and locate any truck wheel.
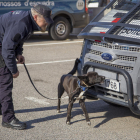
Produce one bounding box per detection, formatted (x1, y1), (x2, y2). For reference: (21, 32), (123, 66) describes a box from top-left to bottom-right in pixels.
(49, 17), (71, 40)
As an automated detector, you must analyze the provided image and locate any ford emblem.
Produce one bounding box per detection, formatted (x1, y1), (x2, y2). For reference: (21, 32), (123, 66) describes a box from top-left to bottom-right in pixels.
(101, 53), (113, 61)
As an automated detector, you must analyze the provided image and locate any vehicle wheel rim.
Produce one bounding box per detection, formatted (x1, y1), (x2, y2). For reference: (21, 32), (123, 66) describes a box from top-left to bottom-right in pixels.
(56, 23), (66, 35)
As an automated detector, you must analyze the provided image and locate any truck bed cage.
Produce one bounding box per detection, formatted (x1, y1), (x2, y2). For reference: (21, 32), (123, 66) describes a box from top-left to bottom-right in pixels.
(78, 0), (140, 45)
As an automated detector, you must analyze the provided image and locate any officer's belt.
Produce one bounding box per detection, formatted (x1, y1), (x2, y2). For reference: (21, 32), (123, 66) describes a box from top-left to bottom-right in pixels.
(0, 43), (5, 68)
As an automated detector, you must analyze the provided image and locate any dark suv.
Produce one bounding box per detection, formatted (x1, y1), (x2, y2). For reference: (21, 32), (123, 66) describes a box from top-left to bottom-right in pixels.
(0, 0), (89, 40)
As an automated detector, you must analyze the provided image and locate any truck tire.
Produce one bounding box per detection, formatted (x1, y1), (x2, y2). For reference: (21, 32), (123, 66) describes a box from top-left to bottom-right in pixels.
(49, 17), (71, 40)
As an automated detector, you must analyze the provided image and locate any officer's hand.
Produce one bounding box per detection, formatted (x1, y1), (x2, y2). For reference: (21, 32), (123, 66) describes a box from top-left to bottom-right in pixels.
(13, 71), (19, 78)
(17, 55), (25, 64)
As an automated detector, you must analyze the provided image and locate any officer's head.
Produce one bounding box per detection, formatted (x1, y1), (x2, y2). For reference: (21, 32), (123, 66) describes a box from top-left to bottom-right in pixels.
(31, 4), (53, 32)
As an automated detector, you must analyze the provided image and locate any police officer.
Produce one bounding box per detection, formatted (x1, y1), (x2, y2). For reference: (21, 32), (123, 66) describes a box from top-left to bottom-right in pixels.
(0, 4), (53, 130)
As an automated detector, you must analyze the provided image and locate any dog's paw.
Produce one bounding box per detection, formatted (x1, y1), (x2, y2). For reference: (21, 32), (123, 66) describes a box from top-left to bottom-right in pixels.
(57, 110), (60, 113)
(66, 121), (71, 125)
(87, 121), (91, 126)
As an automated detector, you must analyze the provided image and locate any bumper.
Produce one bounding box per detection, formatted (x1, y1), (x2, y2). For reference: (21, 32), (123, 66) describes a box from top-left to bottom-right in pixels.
(82, 61), (140, 115)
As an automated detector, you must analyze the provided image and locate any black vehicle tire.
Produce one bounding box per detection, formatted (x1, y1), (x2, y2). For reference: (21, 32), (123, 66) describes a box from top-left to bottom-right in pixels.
(49, 17), (71, 40)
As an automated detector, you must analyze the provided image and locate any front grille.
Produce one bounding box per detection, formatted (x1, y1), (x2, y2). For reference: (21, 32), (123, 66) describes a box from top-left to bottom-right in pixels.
(94, 86), (127, 102)
(89, 50), (102, 56)
(117, 55), (137, 61)
(88, 59), (133, 72)
(89, 41), (140, 52)
(88, 49), (137, 62)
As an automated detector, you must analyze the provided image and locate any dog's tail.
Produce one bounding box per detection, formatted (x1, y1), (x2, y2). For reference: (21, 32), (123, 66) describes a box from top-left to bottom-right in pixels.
(68, 58), (80, 75)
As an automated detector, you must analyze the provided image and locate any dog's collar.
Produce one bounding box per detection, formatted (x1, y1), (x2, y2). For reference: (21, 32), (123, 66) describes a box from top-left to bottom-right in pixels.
(82, 80), (89, 87)
(77, 80), (87, 91)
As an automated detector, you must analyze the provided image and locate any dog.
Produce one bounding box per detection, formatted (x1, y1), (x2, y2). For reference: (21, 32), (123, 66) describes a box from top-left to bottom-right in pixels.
(57, 58), (105, 125)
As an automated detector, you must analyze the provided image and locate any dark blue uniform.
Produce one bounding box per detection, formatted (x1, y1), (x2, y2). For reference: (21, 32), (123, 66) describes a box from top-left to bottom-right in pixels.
(0, 10), (40, 122)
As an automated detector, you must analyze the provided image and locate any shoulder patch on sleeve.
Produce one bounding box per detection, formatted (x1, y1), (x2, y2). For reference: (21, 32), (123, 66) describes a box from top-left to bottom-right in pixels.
(12, 11), (22, 15)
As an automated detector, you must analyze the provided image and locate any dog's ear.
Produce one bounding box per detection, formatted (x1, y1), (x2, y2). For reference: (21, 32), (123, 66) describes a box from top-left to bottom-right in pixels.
(77, 76), (88, 80)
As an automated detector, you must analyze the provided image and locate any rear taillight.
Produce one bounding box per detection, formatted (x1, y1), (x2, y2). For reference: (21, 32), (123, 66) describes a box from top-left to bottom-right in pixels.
(85, 0), (88, 13)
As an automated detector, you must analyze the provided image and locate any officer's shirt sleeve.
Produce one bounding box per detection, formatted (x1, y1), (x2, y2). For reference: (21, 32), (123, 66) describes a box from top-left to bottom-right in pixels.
(2, 22), (27, 74)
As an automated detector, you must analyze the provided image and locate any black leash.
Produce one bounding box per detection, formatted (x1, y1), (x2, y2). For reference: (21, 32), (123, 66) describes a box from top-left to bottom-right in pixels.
(23, 63), (63, 100)
(23, 63), (87, 100)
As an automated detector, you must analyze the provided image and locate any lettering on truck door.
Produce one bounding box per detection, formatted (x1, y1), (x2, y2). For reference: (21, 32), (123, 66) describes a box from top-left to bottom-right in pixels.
(0, 0), (55, 7)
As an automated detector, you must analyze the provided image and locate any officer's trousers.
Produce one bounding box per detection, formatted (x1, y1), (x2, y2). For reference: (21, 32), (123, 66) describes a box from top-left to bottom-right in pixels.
(0, 46), (15, 123)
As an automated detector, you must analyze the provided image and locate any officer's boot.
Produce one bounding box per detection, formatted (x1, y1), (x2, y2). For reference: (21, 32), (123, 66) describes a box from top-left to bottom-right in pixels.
(2, 117), (26, 130)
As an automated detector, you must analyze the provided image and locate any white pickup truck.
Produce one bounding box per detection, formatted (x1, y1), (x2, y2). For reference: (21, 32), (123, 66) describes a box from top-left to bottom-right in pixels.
(78, 0), (140, 115)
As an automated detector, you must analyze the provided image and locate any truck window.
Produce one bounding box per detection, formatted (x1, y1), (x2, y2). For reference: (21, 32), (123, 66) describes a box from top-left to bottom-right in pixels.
(88, 0), (99, 7)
